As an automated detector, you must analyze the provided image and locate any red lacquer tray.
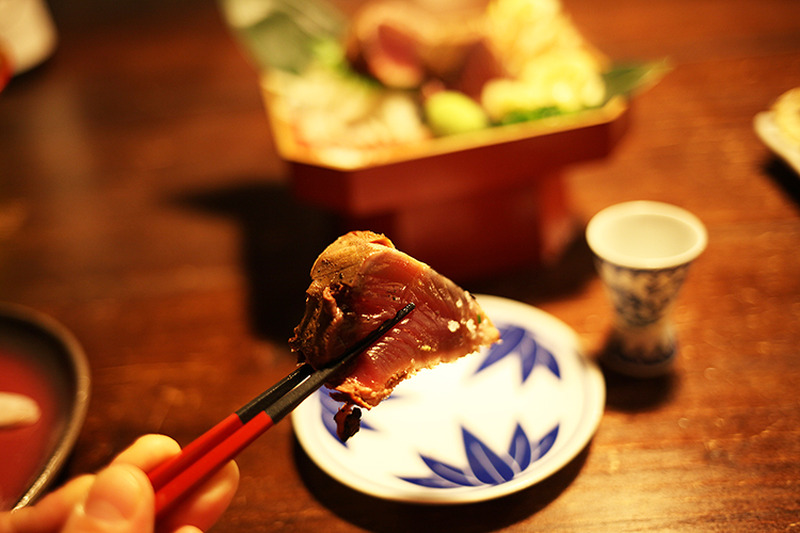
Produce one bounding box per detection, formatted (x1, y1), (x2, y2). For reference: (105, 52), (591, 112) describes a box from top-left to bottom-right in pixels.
(264, 88), (630, 280)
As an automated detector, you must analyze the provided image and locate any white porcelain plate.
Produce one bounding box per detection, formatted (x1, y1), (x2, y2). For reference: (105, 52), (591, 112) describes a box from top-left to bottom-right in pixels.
(291, 295), (605, 504)
(754, 111), (800, 175)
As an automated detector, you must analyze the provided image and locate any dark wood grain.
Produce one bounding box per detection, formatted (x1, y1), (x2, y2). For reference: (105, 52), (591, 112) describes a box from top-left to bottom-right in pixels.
(1, 0), (799, 530)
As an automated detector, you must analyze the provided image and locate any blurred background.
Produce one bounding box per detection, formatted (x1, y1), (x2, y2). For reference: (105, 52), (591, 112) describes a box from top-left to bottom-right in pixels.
(1, 0), (799, 530)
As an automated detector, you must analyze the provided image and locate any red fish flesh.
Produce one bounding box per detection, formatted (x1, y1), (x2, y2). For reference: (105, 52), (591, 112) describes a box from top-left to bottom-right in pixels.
(289, 231), (500, 440)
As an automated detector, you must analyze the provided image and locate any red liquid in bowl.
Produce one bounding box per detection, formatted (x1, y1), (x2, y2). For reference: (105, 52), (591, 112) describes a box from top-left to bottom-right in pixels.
(0, 349), (64, 510)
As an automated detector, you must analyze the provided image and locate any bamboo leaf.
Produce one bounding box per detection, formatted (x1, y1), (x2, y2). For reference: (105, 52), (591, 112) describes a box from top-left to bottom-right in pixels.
(220, 0), (346, 73)
(603, 59), (672, 100)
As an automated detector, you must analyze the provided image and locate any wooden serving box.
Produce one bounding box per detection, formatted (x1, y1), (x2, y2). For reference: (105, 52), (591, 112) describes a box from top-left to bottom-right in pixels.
(263, 84), (630, 281)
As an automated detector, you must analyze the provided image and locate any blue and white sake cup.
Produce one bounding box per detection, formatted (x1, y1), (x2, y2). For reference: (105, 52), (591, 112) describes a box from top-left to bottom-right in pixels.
(586, 201), (707, 377)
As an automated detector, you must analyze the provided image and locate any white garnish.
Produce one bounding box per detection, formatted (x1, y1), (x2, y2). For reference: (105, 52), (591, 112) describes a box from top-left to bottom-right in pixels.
(0, 392), (41, 429)
(466, 318), (477, 334)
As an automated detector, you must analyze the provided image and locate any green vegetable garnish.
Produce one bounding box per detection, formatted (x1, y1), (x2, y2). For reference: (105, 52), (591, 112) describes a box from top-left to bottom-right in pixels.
(499, 106), (564, 125)
(424, 91), (491, 137)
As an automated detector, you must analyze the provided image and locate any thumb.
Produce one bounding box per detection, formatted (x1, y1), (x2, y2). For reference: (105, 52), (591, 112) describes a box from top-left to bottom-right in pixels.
(63, 463), (155, 533)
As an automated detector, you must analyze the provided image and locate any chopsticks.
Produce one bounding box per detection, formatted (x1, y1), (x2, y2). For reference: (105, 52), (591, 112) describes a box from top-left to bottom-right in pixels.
(147, 302), (415, 519)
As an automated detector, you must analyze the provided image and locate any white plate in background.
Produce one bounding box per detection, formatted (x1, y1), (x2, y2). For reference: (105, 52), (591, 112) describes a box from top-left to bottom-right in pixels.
(755, 111), (800, 176)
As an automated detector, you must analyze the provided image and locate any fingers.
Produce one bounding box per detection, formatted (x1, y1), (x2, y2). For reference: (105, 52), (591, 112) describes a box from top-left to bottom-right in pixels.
(156, 460), (240, 533)
(1, 434), (240, 533)
(172, 527), (203, 533)
(1, 475), (94, 533)
(7, 434), (178, 533)
(61, 464), (154, 533)
(111, 434), (181, 471)
(112, 434), (240, 532)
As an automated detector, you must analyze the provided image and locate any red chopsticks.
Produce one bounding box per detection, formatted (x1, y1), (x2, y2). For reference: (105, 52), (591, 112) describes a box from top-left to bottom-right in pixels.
(146, 303), (415, 519)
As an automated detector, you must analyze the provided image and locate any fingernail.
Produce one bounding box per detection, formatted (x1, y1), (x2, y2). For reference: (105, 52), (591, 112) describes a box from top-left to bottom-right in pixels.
(83, 464), (145, 523)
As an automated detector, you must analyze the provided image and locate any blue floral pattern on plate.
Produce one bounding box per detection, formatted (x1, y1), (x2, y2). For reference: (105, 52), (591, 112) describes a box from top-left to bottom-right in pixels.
(475, 324), (560, 383)
(400, 424), (559, 488)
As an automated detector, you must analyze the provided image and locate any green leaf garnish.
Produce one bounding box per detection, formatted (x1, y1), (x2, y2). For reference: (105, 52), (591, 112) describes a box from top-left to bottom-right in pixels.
(602, 59), (671, 100)
(499, 106), (565, 125)
(220, 0), (346, 74)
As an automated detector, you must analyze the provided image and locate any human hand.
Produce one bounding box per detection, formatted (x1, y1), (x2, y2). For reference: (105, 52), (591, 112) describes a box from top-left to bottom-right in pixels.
(0, 434), (239, 533)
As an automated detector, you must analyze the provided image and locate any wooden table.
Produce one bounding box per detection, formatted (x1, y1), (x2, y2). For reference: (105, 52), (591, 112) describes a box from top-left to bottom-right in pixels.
(2, 0), (799, 530)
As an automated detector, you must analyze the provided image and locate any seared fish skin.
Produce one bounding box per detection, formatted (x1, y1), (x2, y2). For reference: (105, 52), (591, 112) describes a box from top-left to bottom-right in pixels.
(290, 231), (500, 440)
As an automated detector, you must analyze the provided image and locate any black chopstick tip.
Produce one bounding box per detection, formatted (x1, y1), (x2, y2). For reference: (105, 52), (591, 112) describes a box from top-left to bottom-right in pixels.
(397, 302), (416, 318)
(396, 302), (417, 327)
